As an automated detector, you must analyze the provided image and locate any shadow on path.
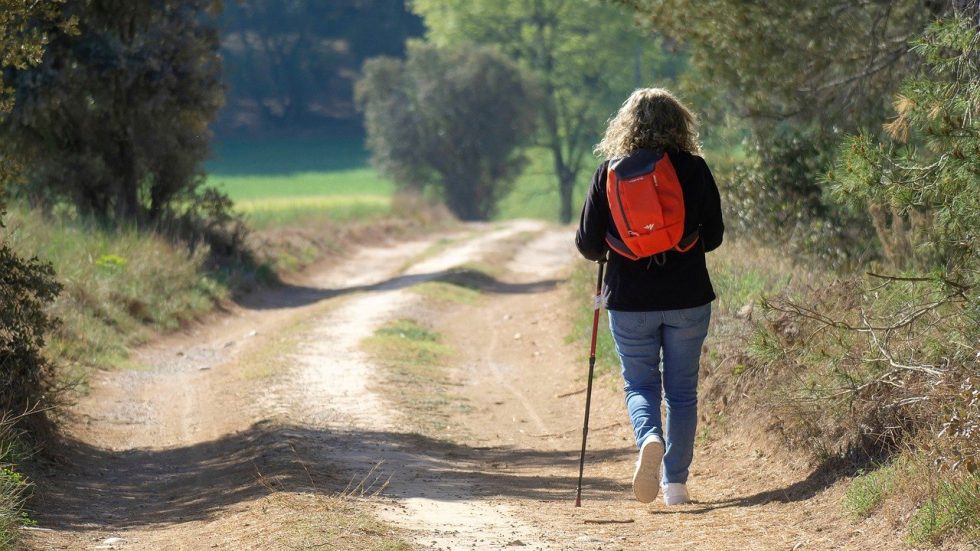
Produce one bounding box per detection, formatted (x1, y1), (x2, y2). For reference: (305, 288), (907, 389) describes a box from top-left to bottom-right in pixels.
(236, 267), (563, 311)
(30, 422), (626, 532)
(649, 455), (868, 515)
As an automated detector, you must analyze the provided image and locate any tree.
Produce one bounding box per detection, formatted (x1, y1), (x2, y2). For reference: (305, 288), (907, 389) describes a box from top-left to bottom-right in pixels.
(1, 0), (225, 228)
(829, 11), (979, 278)
(217, 0), (424, 134)
(0, 0), (76, 208)
(0, 0), (66, 435)
(617, 0), (948, 257)
(357, 41), (538, 220)
(411, 0), (682, 222)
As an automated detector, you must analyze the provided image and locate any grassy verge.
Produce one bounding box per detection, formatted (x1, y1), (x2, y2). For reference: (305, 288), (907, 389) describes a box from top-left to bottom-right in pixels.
(0, 417), (32, 548)
(844, 455), (980, 546)
(361, 319), (464, 438)
(2, 208), (227, 382)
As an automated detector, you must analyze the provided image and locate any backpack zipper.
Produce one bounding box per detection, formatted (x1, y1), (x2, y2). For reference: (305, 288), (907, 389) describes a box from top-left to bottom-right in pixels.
(614, 173), (636, 236)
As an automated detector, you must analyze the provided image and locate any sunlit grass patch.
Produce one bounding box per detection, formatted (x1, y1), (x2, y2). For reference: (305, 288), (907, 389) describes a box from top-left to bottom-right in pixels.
(2, 207), (226, 380)
(210, 168), (395, 201)
(365, 319), (448, 369)
(845, 460), (903, 518)
(495, 146), (589, 222)
(566, 259), (618, 379)
(908, 473), (980, 546)
(362, 319), (463, 437)
(238, 492), (411, 551)
(236, 195), (392, 229)
(706, 239), (801, 315)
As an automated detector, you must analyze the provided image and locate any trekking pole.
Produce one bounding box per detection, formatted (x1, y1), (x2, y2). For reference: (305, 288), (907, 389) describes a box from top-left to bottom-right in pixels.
(575, 259), (605, 507)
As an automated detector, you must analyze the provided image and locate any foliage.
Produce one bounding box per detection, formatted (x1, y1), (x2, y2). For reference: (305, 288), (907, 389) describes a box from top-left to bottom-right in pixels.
(357, 41), (538, 220)
(621, 0), (934, 131)
(619, 0), (943, 256)
(724, 126), (875, 265)
(0, 244), (61, 420)
(216, 0), (423, 135)
(0, 416), (34, 548)
(0, 0), (77, 211)
(744, 16), (979, 532)
(828, 14), (980, 278)
(0, 0), (227, 233)
(411, 0), (683, 222)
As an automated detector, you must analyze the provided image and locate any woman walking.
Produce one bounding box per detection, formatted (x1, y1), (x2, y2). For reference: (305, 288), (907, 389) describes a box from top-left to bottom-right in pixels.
(575, 88), (724, 505)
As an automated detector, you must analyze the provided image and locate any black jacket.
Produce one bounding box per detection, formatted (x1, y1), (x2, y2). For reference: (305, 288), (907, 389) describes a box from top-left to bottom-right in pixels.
(575, 148), (724, 311)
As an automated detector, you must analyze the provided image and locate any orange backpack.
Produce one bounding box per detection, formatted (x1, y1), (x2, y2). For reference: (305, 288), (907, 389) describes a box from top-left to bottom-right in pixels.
(605, 150), (699, 261)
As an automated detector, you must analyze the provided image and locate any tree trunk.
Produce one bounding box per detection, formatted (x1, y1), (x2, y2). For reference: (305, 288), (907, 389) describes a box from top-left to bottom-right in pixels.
(114, 133), (140, 224)
(558, 168), (575, 224)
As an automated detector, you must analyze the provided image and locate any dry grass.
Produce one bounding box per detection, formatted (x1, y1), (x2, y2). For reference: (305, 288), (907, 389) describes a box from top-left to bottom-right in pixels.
(361, 319), (466, 437)
(566, 237), (979, 545)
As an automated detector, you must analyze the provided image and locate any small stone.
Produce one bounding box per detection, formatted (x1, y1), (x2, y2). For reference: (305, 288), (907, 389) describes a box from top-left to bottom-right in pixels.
(736, 303), (754, 319)
(513, 333), (522, 340)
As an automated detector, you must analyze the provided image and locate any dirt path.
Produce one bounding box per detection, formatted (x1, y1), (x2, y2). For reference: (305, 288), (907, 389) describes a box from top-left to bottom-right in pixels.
(25, 220), (908, 550)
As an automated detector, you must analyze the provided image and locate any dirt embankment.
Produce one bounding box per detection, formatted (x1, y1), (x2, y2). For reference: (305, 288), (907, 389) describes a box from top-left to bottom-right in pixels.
(25, 220), (914, 550)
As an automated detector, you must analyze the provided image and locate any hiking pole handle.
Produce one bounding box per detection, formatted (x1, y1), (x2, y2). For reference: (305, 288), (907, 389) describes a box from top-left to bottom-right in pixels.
(575, 259), (605, 507)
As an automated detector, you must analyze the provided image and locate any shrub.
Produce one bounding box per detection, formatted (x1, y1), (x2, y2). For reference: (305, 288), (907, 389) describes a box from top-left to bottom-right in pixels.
(0, 244), (61, 423)
(357, 41), (538, 221)
(1, 0), (227, 234)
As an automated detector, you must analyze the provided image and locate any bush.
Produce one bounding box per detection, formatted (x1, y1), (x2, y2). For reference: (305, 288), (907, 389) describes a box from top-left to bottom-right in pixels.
(357, 41), (538, 221)
(1, 0), (226, 233)
(0, 244), (61, 423)
(721, 125), (875, 266)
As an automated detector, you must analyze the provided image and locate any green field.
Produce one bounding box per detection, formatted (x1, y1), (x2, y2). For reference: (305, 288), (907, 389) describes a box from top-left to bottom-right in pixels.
(207, 137), (590, 225)
(207, 137), (397, 228)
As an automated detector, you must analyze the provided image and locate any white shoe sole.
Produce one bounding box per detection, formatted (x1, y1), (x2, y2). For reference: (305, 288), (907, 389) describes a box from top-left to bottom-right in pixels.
(632, 437), (664, 503)
(662, 483), (690, 505)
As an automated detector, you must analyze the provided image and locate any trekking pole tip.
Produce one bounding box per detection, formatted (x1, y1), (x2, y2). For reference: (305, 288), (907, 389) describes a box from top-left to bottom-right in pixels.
(575, 496), (581, 507)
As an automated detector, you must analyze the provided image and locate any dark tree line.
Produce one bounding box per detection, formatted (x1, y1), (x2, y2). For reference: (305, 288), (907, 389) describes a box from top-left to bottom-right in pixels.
(216, 0), (423, 135)
(1, 0), (226, 230)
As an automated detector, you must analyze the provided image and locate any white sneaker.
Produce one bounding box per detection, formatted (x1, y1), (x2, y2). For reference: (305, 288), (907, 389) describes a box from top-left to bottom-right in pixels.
(632, 436), (664, 503)
(662, 482), (690, 505)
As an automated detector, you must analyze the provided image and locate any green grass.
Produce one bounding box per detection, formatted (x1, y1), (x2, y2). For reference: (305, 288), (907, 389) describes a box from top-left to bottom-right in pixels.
(908, 473), (980, 546)
(410, 281), (482, 305)
(705, 240), (798, 315)
(209, 168), (395, 229)
(0, 417), (32, 550)
(495, 147), (590, 222)
(567, 260), (619, 379)
(362, 319), (462, 437)
(2, 207), (227, 381)
(207, 136), (396, 228)
(845, 461), (902, 518)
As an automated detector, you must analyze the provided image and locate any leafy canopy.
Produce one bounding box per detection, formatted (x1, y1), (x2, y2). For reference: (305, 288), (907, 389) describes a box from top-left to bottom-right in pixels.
(411, 0), (683, 222)
(357, 41), (538, 221)
(1, 0), (225, 229)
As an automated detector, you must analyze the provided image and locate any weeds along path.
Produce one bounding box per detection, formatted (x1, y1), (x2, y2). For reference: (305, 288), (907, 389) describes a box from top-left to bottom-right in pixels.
(25, 220), (909, 550)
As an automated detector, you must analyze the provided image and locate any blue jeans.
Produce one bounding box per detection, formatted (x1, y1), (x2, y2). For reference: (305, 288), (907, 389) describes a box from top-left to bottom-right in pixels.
(608, 304), (711, 484)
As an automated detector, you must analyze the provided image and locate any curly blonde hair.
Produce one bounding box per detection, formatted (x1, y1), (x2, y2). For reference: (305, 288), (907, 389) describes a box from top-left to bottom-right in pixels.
(594, 88), (701, 159)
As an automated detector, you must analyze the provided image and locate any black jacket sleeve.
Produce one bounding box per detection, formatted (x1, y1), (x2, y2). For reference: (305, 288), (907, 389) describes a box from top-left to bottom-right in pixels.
(699, 157), (724, 252)
(575, 162), (610, 262)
